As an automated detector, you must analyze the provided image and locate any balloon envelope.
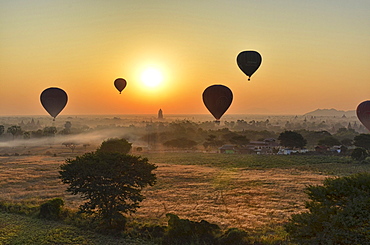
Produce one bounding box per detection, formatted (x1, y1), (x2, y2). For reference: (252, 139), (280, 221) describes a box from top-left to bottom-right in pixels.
(40, 87), (68, 120)
(357, 100), (370, 131)
(202, 85), (233, 121)
(237, 51), (262, 80)
(114, 78), (127, 94)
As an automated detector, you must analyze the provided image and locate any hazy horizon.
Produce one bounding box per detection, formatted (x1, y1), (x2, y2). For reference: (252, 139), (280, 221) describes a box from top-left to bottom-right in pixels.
(0, 107), (358, 117)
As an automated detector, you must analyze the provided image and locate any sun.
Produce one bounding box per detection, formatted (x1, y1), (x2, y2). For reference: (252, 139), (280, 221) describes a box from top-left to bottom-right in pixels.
(140, 68), (163, 88)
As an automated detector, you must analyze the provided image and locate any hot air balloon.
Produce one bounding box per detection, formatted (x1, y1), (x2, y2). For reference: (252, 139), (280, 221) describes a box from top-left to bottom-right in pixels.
(237, 51), (262, 81)
(40, 87), (68, 121)
(202, 85), (233, 123)
(114, 78), (127, 94)
(357, 100), (370, 131)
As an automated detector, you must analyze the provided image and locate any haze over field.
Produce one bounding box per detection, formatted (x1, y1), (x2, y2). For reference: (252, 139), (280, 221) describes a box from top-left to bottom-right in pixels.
(1, 1), (369, 117)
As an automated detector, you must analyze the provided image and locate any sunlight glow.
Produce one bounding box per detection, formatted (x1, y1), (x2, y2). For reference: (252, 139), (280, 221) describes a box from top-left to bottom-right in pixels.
(140, 68), (163, 88)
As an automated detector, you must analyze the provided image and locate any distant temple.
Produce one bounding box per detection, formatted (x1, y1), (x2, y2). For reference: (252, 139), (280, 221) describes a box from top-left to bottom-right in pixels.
(158, 109), (163, 119)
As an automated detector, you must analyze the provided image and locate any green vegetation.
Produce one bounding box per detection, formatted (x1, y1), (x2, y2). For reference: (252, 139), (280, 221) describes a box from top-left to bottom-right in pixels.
(351, 147), (368, 161)
(38, 198), (64, 221)
(286, 173), (370, 244)
(142, 152), (354, 173)
(0, 212), (150, 245)
(96, 138), (132, 154)
(278, 131), (307, 149)
(60, 152), (157, 230)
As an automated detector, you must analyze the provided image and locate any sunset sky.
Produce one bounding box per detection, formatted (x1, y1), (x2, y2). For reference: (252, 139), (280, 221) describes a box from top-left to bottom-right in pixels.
(1, 0), (369, 116)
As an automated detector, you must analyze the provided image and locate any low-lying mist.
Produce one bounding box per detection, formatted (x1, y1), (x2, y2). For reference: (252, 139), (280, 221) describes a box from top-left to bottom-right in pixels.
(0, 127), (145, 149)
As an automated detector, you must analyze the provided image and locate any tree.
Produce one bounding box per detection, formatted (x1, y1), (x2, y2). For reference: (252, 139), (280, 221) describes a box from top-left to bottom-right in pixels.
(229, 135), (250, 146)
(23, 131), (30, 139)
(317, 136), (341, 147)
(286, 173), (370, 244)
(62, 142), (78, 153)
(353, 134), (370, 150)
(163, 137), (197, 149)
(97, 138), (132, 154)
(59, 152), (157, 229)
(340, 138), (353, 147)
(278, 131), (307, 148)
(60, 121), (72, 135)
(0, 125), (4, 136)
(7, 125), (22, 139)
(203, 134), (224, 149)
(334, 127), (358, 141)
(351, 147), (368, 161)
(43, 126), (57, 137)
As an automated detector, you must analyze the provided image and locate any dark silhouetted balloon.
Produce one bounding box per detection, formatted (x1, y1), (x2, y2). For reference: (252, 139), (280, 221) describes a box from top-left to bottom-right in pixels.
(114, 78), (127, 94)
(40, 87), (68, 120)
(202, 85), (233, 122)
(357, 100), (370, 131)
(237, 51), (262, 81)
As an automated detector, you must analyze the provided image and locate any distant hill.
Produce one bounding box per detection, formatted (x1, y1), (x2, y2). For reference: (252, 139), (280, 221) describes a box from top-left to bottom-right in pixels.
(304, 108), (356, 117)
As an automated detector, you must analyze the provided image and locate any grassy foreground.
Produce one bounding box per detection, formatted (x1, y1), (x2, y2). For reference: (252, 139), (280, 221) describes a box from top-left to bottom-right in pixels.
(0, 212), (151, 245)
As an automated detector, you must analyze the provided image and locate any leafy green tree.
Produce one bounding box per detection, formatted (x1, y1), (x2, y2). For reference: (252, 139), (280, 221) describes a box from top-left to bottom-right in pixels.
(278, 131), (307, 148)
(317, 136), (341, 147)
(334, 127), (358, 141)
(59, 152), (156, 229)
(298, 130), (331, 148)
(7, 125), (22, 139)
(0, 125), (4, 136)
(351, 147), (368, 161)
(353, 134), (370, 150)
(96, 138), (132, 154)
(286, 173), (370, 244)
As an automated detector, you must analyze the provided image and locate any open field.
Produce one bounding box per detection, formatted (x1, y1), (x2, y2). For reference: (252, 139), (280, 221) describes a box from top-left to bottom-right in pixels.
(1, 149), (369, 237)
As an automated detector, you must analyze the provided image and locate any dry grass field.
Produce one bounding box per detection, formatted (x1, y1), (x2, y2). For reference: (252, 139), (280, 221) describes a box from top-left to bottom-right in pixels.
(0, 146), (336, 237)
(135, 163), (328, 232)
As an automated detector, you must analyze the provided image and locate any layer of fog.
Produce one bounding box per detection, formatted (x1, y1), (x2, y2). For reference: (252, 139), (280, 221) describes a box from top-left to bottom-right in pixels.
(0, 127), (145, 149)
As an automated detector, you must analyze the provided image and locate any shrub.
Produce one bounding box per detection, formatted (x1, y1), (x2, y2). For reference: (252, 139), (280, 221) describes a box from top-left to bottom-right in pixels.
(218, 228), (251, 245)
(285, 173), (370, 244)
(38, 198), (64, 220)
(162, 213), (221, 245)
(351, 147), (368, 161)
(0, 201), (39, 216)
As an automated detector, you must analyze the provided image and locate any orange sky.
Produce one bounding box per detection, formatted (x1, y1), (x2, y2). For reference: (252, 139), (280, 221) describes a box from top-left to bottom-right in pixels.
(1, 1), (369, 117)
